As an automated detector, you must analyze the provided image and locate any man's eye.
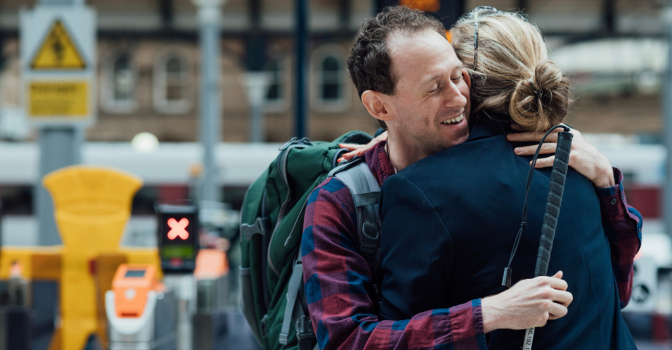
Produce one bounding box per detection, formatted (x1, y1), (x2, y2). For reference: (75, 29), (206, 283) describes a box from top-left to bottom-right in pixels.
(430, 85), (442, 93)
(452, 75), (462, 82)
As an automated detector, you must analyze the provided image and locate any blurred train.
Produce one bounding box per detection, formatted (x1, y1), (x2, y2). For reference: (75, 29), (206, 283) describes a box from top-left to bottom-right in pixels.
(0, 142), (282, 215)
(0, 138), (662, 213)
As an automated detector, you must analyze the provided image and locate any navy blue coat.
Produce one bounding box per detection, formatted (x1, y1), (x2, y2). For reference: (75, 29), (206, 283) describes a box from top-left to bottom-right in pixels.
(378, 121), (636, 349)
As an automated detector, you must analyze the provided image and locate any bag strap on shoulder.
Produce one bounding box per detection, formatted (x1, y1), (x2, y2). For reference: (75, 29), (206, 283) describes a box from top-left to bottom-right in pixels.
(331, 158), (382, 271)
(280, 157), (382, 349)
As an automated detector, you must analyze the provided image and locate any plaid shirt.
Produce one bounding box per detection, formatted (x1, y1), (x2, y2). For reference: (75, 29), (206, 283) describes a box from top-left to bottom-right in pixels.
(302, 141), (642, 350)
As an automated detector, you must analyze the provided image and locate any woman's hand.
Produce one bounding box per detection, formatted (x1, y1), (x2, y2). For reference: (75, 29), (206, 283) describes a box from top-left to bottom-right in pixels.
(506, 125), (615, 188)
(338, 131), (388, 163)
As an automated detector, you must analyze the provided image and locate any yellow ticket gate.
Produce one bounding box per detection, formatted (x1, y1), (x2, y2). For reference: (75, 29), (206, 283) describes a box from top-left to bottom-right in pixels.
(0, 166), (161, 350)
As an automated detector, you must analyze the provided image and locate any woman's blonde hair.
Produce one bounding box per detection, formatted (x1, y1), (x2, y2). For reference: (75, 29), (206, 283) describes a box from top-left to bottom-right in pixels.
(450, 12), (571, 131)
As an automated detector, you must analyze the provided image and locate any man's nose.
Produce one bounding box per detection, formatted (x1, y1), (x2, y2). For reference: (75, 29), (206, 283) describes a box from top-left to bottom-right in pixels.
(443, 81), (467, 108)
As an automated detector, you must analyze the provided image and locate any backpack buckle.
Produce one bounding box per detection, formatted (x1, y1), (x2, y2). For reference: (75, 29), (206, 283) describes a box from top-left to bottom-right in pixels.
(296, 314), (315, 350)
(241, 216), (271, 241)
(295, 314), (314, 341)
(359, 242), (378, 259)
(261, 314), (269, 338)
(279, 137), (312, 151)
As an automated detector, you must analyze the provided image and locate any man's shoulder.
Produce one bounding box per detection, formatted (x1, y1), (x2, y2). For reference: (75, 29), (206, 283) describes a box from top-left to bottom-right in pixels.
(314, 176), (348, 195)
(309, 176), (356, 209)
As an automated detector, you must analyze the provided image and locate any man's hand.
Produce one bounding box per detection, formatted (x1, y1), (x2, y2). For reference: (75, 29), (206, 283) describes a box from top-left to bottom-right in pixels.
(481, 271), (573, 333)
(507, 126), (615, 188)
(338, 132), (388, 162)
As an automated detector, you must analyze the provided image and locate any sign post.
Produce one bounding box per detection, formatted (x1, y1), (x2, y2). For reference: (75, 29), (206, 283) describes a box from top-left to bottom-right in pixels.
(20, 4), (96, 245)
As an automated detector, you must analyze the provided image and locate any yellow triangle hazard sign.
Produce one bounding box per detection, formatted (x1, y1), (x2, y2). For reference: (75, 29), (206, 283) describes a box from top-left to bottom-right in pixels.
(31, 20), (86, 70)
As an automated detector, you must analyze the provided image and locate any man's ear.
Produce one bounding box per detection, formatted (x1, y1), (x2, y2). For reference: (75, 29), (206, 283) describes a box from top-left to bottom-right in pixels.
(463, 69), (472, 89)
(362, 90), (393, 124)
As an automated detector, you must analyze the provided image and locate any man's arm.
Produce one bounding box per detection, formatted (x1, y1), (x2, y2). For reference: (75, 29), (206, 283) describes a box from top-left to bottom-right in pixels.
(595, 168), (643, 308)
(303, 177), (574, 350)
(302, 178), (487, 350)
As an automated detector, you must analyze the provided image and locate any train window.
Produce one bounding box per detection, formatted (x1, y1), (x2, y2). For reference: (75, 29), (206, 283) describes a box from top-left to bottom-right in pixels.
(1, 186), (33, 215)
(132, 187), (159, 215)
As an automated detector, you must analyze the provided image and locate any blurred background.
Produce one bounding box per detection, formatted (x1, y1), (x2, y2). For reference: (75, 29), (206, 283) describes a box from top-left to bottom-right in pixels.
(0, 0), (669, 349)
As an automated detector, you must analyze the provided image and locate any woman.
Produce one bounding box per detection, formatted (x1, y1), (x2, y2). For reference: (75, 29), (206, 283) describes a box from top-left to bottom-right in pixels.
(375, 8), (639, 350)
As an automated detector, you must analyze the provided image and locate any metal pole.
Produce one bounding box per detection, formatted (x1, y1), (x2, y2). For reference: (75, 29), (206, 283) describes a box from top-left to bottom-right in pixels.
(664, 7), (672, 238)
(294, 0), (308, 138)
(37, 128), (83, 245)
(35, 0), (84, 246)
(195, 0), (224, 203)
(243, 72), (270, 143)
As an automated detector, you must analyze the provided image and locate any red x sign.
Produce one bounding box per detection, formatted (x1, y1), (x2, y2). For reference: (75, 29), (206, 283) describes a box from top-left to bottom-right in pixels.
(167, 218), (189, 240)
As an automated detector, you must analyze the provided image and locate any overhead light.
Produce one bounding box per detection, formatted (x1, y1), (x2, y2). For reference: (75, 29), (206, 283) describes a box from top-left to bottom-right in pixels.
(131, 132), (159, 154)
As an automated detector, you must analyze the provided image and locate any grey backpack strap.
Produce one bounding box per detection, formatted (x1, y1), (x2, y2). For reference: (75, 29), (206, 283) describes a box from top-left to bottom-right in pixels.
(279, 245), (304, 345)
(279, 245), (316, 349)
(333, 160), (381, 270)
(280, 158), (381, 349)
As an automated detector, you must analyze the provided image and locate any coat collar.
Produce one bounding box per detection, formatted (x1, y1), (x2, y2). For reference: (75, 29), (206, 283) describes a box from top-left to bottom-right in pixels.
(466, 113), (513, 142)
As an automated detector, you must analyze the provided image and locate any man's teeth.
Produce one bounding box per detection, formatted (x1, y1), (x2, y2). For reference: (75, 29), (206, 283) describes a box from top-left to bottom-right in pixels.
(441, 114), (464, 125)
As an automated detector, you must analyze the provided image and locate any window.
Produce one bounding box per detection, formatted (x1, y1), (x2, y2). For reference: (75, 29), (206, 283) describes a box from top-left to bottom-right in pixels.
(320, 56), (341, 101)
(101, 52), (137, 113)
(312, 45), (350, 112)
(264, 57), (289, 112)
(153, 51), (192, 114)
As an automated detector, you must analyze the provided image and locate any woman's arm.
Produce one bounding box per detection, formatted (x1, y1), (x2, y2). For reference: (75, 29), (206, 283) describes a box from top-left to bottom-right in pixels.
(507, 127), (642, 308)
(338, 132), (388, 163)
(506, 127), (614, 187)
(594, 168), (643, 307)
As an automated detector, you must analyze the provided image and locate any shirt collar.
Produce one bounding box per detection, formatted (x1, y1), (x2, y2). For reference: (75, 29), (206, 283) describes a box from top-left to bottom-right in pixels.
(363, 140), (395, 186)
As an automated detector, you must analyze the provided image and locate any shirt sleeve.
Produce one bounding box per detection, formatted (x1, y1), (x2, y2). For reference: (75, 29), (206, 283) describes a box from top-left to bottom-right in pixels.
(302, 177), (487, 350)
(594, 167), (643, 308)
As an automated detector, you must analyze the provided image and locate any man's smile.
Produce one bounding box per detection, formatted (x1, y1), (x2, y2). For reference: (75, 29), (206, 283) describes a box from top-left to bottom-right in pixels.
(440, 113), (465, 126)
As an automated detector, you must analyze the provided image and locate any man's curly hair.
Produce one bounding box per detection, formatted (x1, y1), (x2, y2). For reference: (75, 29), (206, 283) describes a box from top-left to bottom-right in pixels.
(348, 6), (446, 129)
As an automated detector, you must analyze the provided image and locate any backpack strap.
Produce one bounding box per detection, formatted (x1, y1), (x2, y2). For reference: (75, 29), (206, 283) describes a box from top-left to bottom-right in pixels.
(279, 244), (315, 349)
(241, 191), (271, 241)
(241, 191), (273, 314)
(280, 157), (381, 349)
(331, 159), (382, 272)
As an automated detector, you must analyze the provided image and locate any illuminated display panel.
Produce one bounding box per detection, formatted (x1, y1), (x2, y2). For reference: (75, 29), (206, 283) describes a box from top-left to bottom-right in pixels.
(156, 204), (199, 274)
(124, 269), (146, 278)
(162, 245), (195, 259)
(159, 212), (198, 260)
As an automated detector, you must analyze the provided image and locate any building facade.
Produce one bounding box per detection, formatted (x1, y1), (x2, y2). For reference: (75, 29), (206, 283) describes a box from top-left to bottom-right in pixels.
(0, 0), (667, 144)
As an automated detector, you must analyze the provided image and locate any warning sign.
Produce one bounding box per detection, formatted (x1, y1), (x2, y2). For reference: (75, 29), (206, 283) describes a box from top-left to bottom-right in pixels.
(28, 81), (89, 117)
(21, 6), (96, 124)
(30, 20), (86, 70)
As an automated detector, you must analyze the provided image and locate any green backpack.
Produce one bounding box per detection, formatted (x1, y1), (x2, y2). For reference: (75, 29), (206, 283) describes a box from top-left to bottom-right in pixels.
(240, 131), (383, 350)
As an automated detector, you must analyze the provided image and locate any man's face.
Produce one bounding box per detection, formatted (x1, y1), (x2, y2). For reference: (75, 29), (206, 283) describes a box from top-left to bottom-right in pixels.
(386, 29), (471, 157)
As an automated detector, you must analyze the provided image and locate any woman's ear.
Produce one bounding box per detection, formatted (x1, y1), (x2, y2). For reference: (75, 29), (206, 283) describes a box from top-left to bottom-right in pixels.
(362, 90), (393, 124)
(463, 69), (472, 89)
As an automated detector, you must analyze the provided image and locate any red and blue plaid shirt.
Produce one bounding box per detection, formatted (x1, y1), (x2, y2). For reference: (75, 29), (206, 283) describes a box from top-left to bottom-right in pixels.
(302, 141), (642, 350)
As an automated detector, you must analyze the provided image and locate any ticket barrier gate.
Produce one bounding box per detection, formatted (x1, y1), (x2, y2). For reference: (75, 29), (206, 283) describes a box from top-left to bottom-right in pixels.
(106, 265), (177, 350)
(193, 249), (229, 350)
(0, 272), (33, 350)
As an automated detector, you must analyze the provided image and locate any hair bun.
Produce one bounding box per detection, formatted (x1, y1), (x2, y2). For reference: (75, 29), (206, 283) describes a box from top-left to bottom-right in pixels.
(509, 60), (571, 131)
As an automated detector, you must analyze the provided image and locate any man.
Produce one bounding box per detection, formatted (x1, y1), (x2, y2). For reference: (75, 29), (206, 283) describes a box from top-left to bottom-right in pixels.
(301, 6), (640, 349)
